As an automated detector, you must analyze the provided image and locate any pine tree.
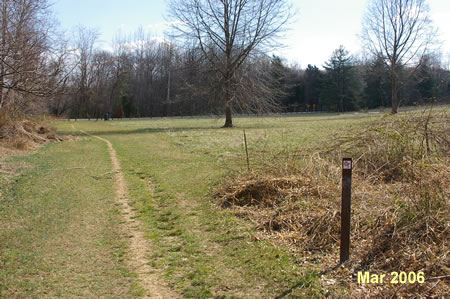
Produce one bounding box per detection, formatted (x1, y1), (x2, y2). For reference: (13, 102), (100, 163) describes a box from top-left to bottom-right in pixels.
(304, 64), (322, 111)
(321, 46), (360, 112)
(363, 55), (391, 109)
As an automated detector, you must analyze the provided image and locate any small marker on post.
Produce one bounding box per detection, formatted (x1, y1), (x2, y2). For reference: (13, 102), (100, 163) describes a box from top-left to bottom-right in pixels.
(340, 158), (352, 263)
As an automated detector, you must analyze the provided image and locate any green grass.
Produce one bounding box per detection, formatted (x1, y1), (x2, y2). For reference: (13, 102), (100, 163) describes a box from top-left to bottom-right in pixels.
(54, 114), (381, 297)
(1, 111), (411, 297)
(0, 137), (141, 297)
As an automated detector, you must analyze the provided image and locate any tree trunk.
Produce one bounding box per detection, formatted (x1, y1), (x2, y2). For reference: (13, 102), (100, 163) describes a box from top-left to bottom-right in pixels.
(223, 74), (233, 128)
(224, 104), (233, 128)
(339, 68), (344, 112)
(0, 1), (6, 111)
(166, 71), (171, 103)
(391, 76), (399, 114)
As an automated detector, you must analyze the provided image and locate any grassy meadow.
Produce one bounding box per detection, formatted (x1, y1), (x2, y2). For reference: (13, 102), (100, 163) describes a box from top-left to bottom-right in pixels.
(1, 109), (448, 297)
(0, 135), (142, 297)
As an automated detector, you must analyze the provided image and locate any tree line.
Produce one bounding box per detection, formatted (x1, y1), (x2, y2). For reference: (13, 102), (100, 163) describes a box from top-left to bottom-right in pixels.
(51, 35), (448, 119)
(0, 0), (448, 125)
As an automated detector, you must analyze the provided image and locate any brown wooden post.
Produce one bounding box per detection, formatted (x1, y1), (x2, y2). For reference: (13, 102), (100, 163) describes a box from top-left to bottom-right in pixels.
(340, 158), (352, 263)
(243, 130), (250, 171)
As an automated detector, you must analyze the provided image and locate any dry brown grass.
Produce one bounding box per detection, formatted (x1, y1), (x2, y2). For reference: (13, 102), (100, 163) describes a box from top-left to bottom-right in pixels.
(0, 108), (64, 151)
(216, 110), (449, 297)
(0, 109), (66, 202)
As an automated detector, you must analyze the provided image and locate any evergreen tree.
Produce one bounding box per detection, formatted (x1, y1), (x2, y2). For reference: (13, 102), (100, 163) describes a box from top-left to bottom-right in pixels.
(363, 55), (391, 109)
(414, 56), (436, 103)
(121, 94), (138, 117)
(270, 56), (305, 112)
(304, 64), (322, 111)
(270, 55), (287, 95)
(321, 46), (360, 112)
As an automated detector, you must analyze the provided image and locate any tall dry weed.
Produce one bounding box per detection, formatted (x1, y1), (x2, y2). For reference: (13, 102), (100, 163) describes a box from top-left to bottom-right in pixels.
(217, 110), (449, 297)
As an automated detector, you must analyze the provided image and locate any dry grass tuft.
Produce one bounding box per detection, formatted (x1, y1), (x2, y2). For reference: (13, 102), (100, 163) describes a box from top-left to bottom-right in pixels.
(0, 109), (64, 150)
(319, 110), (449, 184)
(218, 172), (341, 252)
(216, 110), (449, 297)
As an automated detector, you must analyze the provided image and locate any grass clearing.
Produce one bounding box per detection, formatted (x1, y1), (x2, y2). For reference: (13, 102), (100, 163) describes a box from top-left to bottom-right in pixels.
(2, 109), (447, 297)
(54, 113), (381, 297)
(0, 137), (140, 297)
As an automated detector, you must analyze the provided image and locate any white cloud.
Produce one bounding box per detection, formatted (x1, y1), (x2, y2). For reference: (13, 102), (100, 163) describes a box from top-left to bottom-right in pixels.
(144, 21), (182, 34)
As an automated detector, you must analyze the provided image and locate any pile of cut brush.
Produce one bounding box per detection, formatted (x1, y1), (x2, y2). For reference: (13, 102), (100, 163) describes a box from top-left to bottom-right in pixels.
(217, 110), (449, 297)
(0, 116), (63, 150)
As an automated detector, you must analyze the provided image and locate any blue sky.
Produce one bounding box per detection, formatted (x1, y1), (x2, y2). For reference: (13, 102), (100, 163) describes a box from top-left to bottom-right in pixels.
(53, 0), (450, 68)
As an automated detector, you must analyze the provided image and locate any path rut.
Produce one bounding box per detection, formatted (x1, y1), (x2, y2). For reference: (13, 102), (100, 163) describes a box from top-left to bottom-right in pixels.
(79, 129), (177, 298)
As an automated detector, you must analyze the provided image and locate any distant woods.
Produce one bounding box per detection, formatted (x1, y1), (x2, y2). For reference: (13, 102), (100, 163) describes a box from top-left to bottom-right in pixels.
(53, 35), (449, 119)
(0, 0), (448, 121)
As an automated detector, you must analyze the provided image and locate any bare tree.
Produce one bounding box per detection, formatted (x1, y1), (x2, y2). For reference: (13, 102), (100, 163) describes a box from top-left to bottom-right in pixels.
(109, 32), (133, 116)
(0, 0), (68, 114)
(72, 26), (99, 118)
(169, 0), (293, 127)
(362, 0), (436, 114)
(90, 50), (115, 118)
(131, 28), (157, 116)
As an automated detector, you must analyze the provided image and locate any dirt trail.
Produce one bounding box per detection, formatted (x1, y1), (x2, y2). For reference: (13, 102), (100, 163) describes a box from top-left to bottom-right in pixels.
(79, 129), (177, 298)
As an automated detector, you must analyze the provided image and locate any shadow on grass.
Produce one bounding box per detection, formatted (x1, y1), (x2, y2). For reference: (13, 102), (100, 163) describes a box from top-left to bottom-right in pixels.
(59, 113), (378, 135)
(275, 271), (320, 298)
(60, 126), (228, 137)
(59, 125), (281, 137)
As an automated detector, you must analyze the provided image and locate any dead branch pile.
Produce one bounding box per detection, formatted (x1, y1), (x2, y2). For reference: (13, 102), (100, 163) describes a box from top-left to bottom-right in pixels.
(216, 111), (449, 297)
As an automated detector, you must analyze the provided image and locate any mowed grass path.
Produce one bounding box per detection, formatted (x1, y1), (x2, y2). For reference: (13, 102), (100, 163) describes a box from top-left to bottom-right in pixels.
(1, 114), (378, 297)
(0, 137), (141, 297)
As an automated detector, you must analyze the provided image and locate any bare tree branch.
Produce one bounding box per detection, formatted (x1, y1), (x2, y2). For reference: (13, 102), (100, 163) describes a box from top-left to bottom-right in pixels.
(362, 0), (437, 113)
(0, 0), (69, 113)
(168, 0), (293, 127)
